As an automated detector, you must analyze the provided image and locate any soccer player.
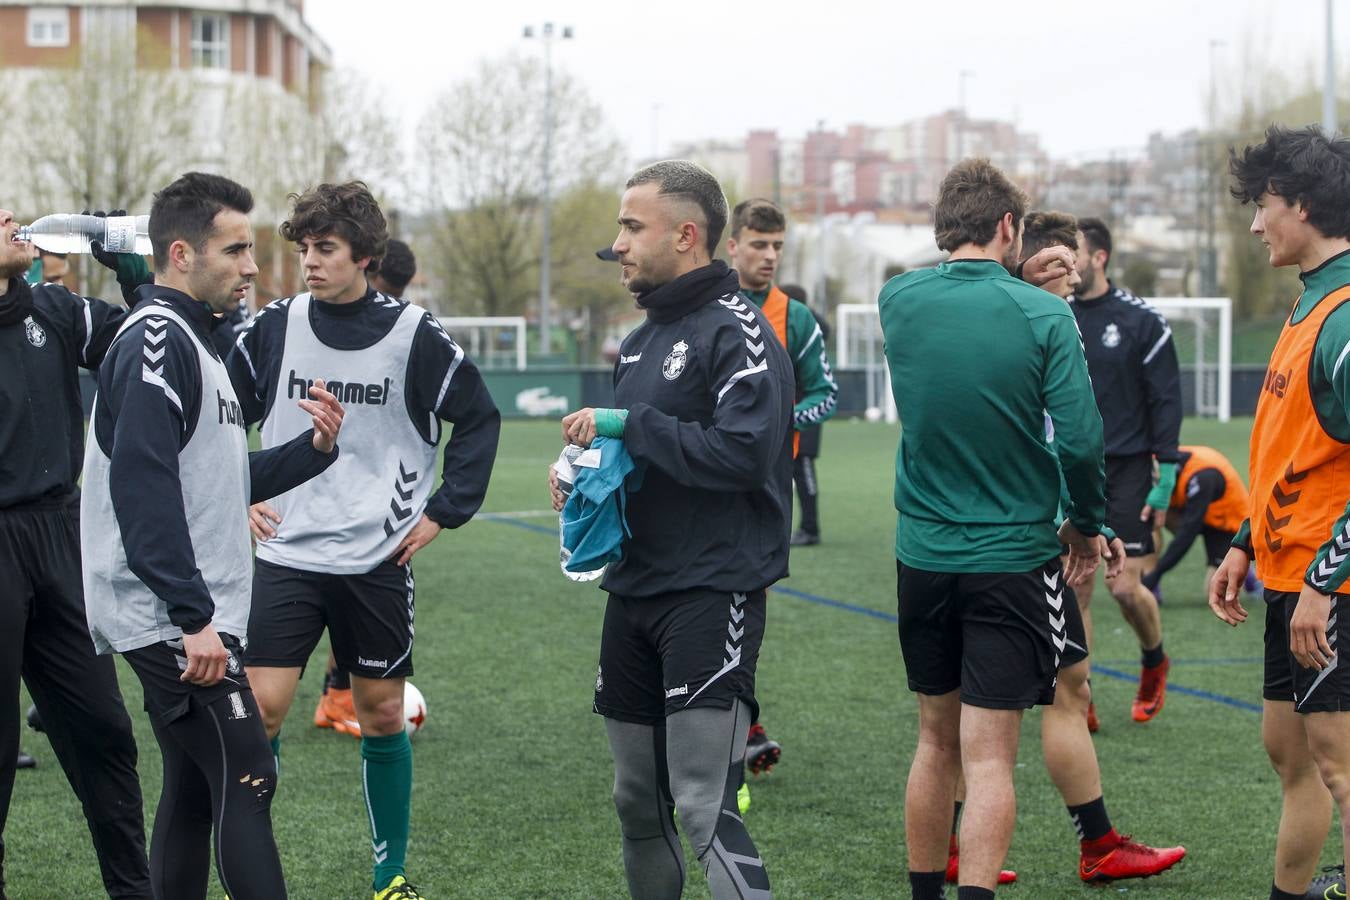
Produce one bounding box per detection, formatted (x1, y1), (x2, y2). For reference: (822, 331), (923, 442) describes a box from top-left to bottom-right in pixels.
(1211, 124), (1350, 900)
(0, 212), (152, 898)
(229, 183), (500, 900)
(946, 211), (1186, 888)
(725, 200), (838, 777)
(1069, 217), (1182, 724)
(880, 161), (1117, 900)
(780, 284), (831, 549)
(552, 160), (793, 899)
(81, 172), (345, 899)
(310, 238), (419, 740)
(1141, 444), (1256, 600)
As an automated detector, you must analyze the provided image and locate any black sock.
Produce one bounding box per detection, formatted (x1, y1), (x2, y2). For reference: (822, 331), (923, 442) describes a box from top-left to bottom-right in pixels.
(957, 888), (995, 900)
(1141, 642), (1165, 669)
(1067, 796), (1112, 842)
(1270, 885), (1304, 900)
(331, 666), (351, 690)
(909, 870), (946, 899)
(951, 801), (963, 837)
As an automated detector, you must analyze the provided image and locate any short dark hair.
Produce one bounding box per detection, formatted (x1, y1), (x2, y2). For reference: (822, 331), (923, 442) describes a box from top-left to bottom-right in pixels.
(149, 172), (254, 273)
(932, 159), (1027, 252)
(371, 239), (416, 294)
(731, 198), (787, 238)
(779, 283), (808, 302)
(626, 160), (728, 257)
(1229, 124), (1350, 239)
(1021, 211), (1079, 260)
(1078, 217), (1112, 270)
(280, 181), (388, 262)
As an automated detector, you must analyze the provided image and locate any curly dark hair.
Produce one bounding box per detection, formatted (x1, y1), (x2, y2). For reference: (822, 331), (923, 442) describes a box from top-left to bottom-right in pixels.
(280, 181), (388, 261)
(1229, 124), (1350, 239)
(933, 159), (1027, 252)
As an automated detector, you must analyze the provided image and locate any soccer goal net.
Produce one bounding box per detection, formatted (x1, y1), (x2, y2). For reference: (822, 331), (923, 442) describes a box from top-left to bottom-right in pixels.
(1146, 297), (1232, 422)
(835, 304), (897, 423)
(436, 316), (528, 371)
(835, 297), (1232, 424)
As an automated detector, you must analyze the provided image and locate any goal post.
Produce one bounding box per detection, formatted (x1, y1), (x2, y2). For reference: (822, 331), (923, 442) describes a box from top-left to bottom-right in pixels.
(1145, 297), (1232, 423)
(835, 303), (897, 423)
(436, 316), (528, 370)
(835, 297), (1233, 424)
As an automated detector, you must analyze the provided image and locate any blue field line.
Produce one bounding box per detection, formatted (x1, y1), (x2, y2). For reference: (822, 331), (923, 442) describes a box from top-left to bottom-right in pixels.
(1098, 656), (1263, 667)
(768, 585), (900, 622)
(484, 516), (1264, 713)
(484, 515), (556, 536)
(1091, 664), (1263, 713)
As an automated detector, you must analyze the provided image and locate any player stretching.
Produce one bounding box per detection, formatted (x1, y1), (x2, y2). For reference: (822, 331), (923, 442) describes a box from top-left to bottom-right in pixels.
(1070, 217), (1182, 725)
(1213, 124), (1350, 900)
(229, 184), (500, 899)
(1141, 444), (1260, 602)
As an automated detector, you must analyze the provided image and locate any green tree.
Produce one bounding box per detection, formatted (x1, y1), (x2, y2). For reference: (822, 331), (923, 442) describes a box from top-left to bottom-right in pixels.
(417, 53), (624, 319)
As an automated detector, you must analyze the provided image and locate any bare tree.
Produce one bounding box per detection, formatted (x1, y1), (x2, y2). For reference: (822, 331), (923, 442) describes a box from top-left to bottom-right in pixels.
(417, 53), (624, 319)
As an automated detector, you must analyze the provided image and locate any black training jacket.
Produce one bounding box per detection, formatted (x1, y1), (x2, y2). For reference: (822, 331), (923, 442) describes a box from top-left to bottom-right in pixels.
(602, 261), (795, 598)
(0, 277), (126, 509)
(1071, 283), (1182, 462)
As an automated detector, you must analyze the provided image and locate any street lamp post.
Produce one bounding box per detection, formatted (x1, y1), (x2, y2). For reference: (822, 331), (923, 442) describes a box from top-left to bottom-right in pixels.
(523, 21), (572, 357)
(1325, 0), (1338, 136)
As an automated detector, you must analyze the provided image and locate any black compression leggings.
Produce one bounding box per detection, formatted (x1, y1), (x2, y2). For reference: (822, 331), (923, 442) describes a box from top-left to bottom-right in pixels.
(147, 689), (286, 900)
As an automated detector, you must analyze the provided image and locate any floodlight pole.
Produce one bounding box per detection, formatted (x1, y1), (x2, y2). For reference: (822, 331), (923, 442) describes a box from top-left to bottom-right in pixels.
(524, 22), (572, 357)
(1326, 0), (1338, 135)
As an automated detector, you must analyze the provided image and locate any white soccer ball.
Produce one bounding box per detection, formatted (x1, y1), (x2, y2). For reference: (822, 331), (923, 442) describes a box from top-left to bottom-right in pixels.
(403, 681), (427, 737)
(864, 406), (883, 422)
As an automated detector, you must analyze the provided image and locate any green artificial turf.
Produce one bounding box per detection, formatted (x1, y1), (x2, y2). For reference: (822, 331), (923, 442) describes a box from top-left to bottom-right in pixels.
(7, 417), (1329, 898)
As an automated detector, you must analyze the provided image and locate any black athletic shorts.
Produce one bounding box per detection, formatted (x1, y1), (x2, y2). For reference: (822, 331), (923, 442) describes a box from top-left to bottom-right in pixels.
(1105, 453), (1156, 557)
(1202, 528), (1236, 568)
(1061, 583), (1089, 669)
(123, 633), (252, 727)
(896, 558), (1064, 709)
(245, 557), (415, 679)
(593, 588), (765, 726)
(1264, 589), (1350, 711)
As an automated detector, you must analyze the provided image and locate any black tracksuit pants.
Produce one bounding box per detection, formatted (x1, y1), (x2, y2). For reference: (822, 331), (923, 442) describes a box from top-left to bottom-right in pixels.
(0, 499), (151, 899)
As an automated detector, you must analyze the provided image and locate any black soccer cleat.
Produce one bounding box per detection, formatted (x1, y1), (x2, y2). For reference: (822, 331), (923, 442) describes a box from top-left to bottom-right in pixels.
(1305, 863), (1347, 899)
(16, 750), (35, 770)
(26, 704), (43, 734)
(746, 722), (781, 775)
(789, 530), (820, 547)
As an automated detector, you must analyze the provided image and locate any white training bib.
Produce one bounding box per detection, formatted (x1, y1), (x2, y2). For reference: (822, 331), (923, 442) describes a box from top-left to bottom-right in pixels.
(83, 302), (252, 653)
(257, 294), (437, 574)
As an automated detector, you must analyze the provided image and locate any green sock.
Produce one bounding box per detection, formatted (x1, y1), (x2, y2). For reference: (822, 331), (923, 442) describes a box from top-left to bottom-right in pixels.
(270, 733), (281, 780)
(362, 731), (413, 890)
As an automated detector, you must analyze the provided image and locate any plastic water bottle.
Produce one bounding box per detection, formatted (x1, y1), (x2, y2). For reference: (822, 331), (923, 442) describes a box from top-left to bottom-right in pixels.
(554, 443), (606, 583)
(17, 214), (151, 255)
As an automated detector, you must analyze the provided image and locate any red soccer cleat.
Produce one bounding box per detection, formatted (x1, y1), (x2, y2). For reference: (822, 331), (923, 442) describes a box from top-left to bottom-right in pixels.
(745, 722), (781, 775)
(1132, 656), (1170, 723)
(1086, 700), (1100, 733)
(946, 835), (1017, 885)
(1079, 831), (1186, 882)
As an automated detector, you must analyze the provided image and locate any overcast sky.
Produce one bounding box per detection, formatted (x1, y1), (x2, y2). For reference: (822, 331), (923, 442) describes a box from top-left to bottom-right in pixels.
(306, 0), (1345, 164)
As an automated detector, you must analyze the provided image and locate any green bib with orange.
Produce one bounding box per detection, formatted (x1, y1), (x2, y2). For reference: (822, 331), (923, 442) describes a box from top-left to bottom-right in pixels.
(1170, 445), (1249, 534)
(761, 285), (800, 457)
(1250, 286), (1350, 591)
